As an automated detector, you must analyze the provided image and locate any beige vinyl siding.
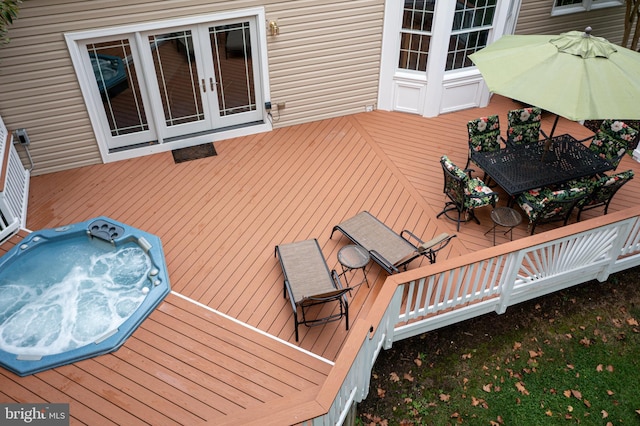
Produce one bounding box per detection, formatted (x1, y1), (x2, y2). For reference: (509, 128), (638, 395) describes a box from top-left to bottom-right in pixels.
(0, 0), (383, 175)
(516, 0), (626, 45)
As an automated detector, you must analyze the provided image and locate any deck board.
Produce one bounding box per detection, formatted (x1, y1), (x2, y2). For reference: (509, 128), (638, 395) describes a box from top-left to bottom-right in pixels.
(3, 95), (639, 423)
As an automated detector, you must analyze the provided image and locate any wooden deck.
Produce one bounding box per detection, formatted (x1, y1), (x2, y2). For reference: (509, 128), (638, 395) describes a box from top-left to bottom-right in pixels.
(3, 95), (640, 423)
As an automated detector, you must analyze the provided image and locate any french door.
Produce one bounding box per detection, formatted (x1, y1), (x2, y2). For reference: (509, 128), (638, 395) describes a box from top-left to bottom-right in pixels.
(84, 19), (262, 151)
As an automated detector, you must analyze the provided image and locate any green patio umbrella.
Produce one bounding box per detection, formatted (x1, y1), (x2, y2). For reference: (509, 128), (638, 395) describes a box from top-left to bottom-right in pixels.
(469, 27), (640, 136)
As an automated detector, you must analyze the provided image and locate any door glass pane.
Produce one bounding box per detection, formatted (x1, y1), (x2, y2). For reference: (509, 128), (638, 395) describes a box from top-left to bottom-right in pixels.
(209, 22), (256, 116)
(149, 31), (205, 127)
(87, 40), (149, 136)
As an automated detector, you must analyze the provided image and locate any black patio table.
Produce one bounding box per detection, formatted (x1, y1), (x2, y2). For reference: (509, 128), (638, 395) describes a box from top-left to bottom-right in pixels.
(470, 134), (614, 199)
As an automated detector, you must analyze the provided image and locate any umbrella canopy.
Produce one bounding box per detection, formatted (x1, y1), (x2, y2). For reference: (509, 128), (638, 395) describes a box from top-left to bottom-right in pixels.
(469, 28), (640, 123)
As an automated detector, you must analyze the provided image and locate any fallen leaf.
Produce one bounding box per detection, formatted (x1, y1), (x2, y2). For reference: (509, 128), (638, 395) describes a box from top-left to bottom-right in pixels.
(584, 398), (591, 408)
(571, 389), (582, 400)
(596, 364), (603, 372)
(579, 337), (592, 346)
(390, 372), (400, 382)
(403, 372), (414, 382)
(440, 393), (450, 402)
(377, 387), (386, 398)
(567, 405), (573, 412)
(563, 390), (572, 398)
(602, 409), (609, 418)
(513, 342), (522, 350)
(607, 365), (614, 372)
(483, 383), (492, 392)
(607, 390), (615, 395)
(414, 357), (422, 367)
(515, 381), (529, 395)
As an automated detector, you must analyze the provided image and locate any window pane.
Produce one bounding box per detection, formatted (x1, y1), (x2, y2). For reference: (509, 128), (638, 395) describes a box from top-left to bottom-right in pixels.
(87, 40), (149, 136)
(398, 0), (435, 71)
(446, 29), (490, 71)
(453, 0), (497, 31)
(398, 32), (431, 71)
(447, 0), (495, 71)
(402, 0), (436, 32)
(555, 0), (582, 5)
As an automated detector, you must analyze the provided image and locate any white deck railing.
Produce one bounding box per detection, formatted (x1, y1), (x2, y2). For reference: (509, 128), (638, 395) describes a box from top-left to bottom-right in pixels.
(284, 209), (640, 425)
(0, 116), (31, 242)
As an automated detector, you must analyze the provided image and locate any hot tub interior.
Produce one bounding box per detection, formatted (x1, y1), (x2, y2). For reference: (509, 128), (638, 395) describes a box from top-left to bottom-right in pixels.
(0, 217), (170, 376)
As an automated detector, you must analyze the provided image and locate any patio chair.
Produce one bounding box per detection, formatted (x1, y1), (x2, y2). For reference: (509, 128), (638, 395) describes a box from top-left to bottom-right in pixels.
(275, 239), (350, 342)
(465, 114), (504, 170)
(588, 120), (639, 171)
(507, 107), (547, 147)
(437, 155), (499, 231)
(330, 211), (455, 274)
(565, 170), (634, 222)
(516, 185), (587, 235)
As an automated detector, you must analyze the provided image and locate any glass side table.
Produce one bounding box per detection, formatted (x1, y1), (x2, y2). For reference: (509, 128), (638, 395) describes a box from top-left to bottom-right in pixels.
(337, 245), (370, 289)
(485, 206), (522, 245)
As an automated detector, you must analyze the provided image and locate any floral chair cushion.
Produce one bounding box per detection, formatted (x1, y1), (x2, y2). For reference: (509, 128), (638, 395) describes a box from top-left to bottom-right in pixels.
(507, 107), (543, 146)
(441, 155), (468, 180)
(580, 170), (635, 208)
(589, 120), (639, 169)
(517, 186), (586, 223)
(465, 178), (499, 208)
(467, 115), (502, 154)
(441, 155), (498, 208)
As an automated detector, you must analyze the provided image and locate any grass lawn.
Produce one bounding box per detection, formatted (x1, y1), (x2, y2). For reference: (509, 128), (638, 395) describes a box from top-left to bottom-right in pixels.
(357, 266), (640, 425)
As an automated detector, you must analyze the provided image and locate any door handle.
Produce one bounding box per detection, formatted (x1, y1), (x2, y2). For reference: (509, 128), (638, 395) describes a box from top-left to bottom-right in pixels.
(210, 77), (214, 91)
(202, 79), (206, 92)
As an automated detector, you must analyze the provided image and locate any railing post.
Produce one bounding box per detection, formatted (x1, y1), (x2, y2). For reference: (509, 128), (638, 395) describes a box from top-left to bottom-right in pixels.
(496, 252), (524, 314)
(597, 218), (637, 281)
(383, 286), (404, 350)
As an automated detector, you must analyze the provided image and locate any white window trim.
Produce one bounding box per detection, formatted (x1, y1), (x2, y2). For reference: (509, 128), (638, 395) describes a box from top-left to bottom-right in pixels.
(64, 7), (272, 163)
(551, 0), (624, 16)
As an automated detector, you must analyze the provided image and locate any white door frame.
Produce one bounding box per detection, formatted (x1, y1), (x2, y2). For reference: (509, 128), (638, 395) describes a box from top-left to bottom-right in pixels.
(65, 7), (272, 163)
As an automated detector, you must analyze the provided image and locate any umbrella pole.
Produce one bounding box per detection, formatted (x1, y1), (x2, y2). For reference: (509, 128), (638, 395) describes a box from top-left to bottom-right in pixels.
(549, 114), (560, 138)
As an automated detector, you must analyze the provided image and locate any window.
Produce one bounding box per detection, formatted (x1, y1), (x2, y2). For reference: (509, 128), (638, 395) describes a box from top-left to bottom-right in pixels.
(552, 0), (623, 16)
(397, 0), (497, 73)
(446, 0), (496, 71)
(398, 0), (436, 71)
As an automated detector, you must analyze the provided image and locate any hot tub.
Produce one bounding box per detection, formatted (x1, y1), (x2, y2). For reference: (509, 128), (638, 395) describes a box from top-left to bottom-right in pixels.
(0, 217), (170, 376)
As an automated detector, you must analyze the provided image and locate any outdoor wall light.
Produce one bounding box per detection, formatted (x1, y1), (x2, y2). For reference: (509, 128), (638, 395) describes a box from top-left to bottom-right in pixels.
(269, 21), (279, 36)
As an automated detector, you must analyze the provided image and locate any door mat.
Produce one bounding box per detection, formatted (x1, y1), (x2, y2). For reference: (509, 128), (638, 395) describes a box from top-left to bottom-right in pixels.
(172, 143), (217, 163)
